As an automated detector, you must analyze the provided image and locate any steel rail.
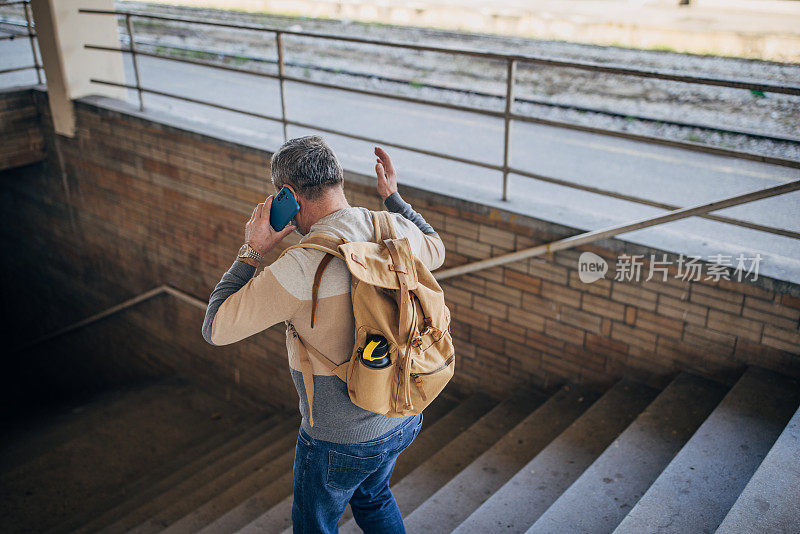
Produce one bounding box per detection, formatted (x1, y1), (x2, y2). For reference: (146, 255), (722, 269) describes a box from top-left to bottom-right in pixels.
(21, 0), (39, 83)
(434, 180), (800, 281)
(10, 285), (207, 354)
(120, 37), (800, 146)
(83, 43), (800, 169)
(0, 64), (35, 75)
(78, 8), (800, 97)
(90, 77), (799, 240)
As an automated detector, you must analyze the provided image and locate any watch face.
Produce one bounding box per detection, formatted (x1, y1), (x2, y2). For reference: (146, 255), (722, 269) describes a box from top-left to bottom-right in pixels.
(238, 244), (249, 256)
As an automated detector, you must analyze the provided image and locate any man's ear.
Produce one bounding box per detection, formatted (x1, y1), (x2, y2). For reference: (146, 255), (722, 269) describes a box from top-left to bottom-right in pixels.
(285, 184), (302, 209)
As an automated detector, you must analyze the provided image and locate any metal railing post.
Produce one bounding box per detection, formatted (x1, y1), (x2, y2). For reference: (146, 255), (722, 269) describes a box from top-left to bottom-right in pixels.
(125, 14), (144, 111)
(502, 58), (516, 201)
(22, 1), (41, 84)
(276, 31), (288, 141)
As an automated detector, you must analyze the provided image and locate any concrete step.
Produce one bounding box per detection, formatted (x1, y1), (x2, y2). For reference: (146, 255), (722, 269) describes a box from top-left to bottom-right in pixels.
(129, 427), (297, 533)
(454, 379), (659, 534)
(403, 385), (598, 533)
(47, 413), (271, 534)
(176, 467), (294, 534)
(69, 414), (284, 534)
(613, 367), (800, 534)
(338, 391), (545, 533)
(528, 373), (728, 534)
(156, 447), (296, 534)
(715, 404), (800, 533)
(235, 394), (494, 534)
(99, 415), (299, 533)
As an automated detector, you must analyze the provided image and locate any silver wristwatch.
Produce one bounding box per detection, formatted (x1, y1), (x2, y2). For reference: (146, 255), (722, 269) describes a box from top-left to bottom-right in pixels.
(237, 243), (263, 263)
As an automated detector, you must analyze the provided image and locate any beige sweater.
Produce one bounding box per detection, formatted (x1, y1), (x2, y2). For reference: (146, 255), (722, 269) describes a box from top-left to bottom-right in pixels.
(205, 203), (445, 443)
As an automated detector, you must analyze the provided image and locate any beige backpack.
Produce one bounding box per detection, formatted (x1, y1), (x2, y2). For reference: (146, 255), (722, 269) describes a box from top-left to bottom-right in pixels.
(280, 210), (455, 425)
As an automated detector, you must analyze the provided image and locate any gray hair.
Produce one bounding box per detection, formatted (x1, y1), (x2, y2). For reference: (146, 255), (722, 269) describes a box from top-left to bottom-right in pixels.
(270, 135), (343, 199)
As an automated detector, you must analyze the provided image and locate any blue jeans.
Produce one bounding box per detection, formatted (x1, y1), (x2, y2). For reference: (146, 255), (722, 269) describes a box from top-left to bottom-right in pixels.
(291, 413), (423, 533)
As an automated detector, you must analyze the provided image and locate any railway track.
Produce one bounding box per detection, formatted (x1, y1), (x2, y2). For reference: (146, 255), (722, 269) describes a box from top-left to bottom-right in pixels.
(2, 13), (798, 150)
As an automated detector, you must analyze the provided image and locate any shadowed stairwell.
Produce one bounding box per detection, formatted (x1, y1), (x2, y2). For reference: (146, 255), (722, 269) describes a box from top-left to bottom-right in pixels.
(1, 82), (799, 532)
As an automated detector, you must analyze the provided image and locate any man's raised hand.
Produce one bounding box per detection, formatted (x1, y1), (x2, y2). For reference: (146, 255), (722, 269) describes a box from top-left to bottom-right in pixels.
(244, 194), (296, 257)
(375, 146), (398, 201)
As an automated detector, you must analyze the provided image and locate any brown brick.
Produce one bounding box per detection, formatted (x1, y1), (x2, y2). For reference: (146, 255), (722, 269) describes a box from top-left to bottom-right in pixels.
(581, 293), (626, 321)
(559, 305), (603, 334)
(521, 292), (560, 319)
(611, 322), (657, 352)
(585, 332), (628, 358)
(445, 217), (480, 240)
(657, 294), (708, 326)
(762, 324), (800, 354)
(610, 282), (658, 311)
(733, 338), (792, 371)
(717, 277), (773, 300)
(744, 295), (800, 321)
(455, 236), (492, 259)
(689, 283), (743, 315)
(504, 269), (542, 294)
(473, 266), (505, 285)
(781, 293), (800, 310)
(741, 299), (798, 330)
(541, 352), (582, 383)
(453, 305), (490, 329)
(529, 258), (569, 284)
(507, 309), (546, 332)
(489, 317), (527, 345)
(471, 327), (505, 353)
(682, 324), (736, 355)
(540, 280), (582, 308)
(707, 309), (763, 342)
(633, 309), (684, 339)
(625, 306), (637, 325)
(526, 329), (566, 355)
(568, 270), (612, 297)
(601, 318), (613, 337)
(473, 295), (508, 320)
(545, 318), (586, 346)
(478, 224), (516, 249)
(483, 281), (522, 307)
(443, 286), (473, 307)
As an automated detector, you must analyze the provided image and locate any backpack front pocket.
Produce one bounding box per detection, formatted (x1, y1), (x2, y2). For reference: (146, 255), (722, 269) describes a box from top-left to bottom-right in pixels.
(348, 327), (398, 416)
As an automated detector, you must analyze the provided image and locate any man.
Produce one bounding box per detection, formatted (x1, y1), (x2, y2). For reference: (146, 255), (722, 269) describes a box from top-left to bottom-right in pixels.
(202, 135), (445, 533)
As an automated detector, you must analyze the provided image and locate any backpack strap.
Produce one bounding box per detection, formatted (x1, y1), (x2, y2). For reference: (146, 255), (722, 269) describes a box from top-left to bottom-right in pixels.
(287, 322), (349, 427)
(372, 210), (397, 242)
(385, 238), (411, 339)
(279, 233), (347, 329)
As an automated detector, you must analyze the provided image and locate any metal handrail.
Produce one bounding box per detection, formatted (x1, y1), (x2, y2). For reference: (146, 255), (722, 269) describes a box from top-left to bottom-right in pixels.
(77, 9), (800, 96)
(78, 18), (800, 171)
(0, 0), (42, 83)
(73, 6), (799, 265)
(434, 179), (800, 281)
(11, 284), (206, 354)
(88, 76), (800, 242)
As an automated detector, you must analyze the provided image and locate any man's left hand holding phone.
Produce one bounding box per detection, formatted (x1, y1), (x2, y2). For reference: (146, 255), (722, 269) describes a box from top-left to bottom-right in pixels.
(241, 186), (299, 267)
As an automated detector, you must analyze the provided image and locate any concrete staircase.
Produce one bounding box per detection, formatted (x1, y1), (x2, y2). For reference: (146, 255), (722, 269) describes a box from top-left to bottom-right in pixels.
(42, 367), (799, 534)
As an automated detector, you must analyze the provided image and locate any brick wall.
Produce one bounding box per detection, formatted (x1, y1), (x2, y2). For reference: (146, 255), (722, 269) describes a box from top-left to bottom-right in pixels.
(2, 87), (798, 409)
(0, 87), (45, 171)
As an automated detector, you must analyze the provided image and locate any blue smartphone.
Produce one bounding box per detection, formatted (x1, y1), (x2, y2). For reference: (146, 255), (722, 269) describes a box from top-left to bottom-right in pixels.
(270, 186), (300, 231)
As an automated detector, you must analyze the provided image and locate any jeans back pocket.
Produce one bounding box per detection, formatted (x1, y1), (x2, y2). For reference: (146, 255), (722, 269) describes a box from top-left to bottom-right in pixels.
(326, 450), (383, 491)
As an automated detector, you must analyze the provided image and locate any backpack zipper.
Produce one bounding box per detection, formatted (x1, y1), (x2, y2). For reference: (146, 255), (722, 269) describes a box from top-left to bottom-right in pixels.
(409, 355), (455, 379)
(409, 354), (455, 402)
